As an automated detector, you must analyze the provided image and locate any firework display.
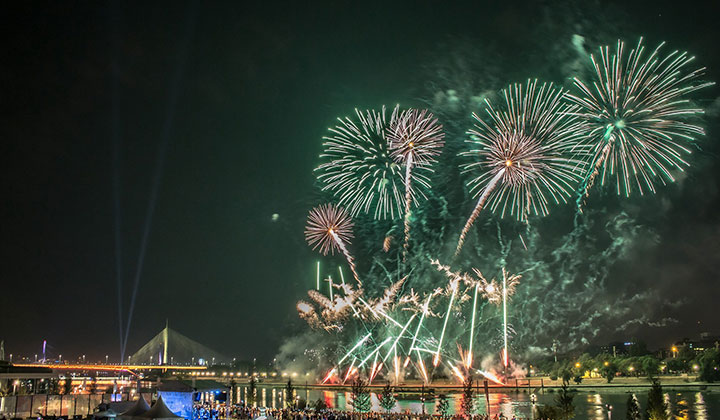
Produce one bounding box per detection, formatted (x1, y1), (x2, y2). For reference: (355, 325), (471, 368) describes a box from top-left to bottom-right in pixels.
(296, 38), (711, 385)
(455, 80), (588, 255)
(568, 38), (713, 208)
(305, 203), (360, 285)
(387, 108), (445, 257)
(317, 106), (430, 220)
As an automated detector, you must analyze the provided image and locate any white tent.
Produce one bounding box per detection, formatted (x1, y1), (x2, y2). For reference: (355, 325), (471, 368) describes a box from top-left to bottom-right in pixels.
(138, 396), (184, 420)
(117, 396), (152, 420)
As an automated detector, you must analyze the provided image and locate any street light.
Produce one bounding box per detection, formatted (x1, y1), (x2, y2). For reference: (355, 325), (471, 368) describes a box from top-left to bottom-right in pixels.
(605, 404), (613, 420)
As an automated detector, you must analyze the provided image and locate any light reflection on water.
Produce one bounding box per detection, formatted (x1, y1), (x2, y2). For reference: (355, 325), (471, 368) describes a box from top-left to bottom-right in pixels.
(695, 392), (708, 420)
(239, 386), (718, 419)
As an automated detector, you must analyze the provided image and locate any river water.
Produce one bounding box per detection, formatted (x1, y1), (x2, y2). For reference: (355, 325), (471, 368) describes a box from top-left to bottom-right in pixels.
(245, 385), (720, 419)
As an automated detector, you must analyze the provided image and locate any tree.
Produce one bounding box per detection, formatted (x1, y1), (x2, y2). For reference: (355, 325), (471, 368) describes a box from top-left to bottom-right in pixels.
(555, 383), (574, 420)
(645, 380), (668, 420)
(560, 369), (572, 386)
(285, 379), (296, 408)
(378, 383), (396, 414)
(698, 348), (720, 383)
(436, 394), (450, 418)
(536, 404), (560, 420)
(677, 346), (695, 363)
(601, 363), (618, 383)
(459, 376), (474, 418)
(247, 376), (257, 407)
(640, 356), (660, 379)
(665, 358), (686, 374)
(313, 398), (327, 412)
(626, 394), (641, 420)
(349, 378), (371, 413)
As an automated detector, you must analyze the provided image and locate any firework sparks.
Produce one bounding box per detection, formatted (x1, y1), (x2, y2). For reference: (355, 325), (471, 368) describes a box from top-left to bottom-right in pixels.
(449, 362), (465, 382)
(434, 276), (459, 366)
(432, 259), (521, 372)
(305, 203), (361, 285)
(359, 337), (392, 368)
(316, 106), (433, 220)
(416, 351), (429, 384)
(302, 285), (363, 331)
(568, 38), (713, 207)
(455, 80), (587, 254)
(316, 261), (320, 290)
(479, 268), (520, 305)
(467, 282), (479, 369)
(476, 369), (505, 386)
(388, 108), (445, 257)
(322, 368), (336, 384)
(382, 314), (417, 364)
(296, 301), (321, 329)
(382, 235), (393, 252)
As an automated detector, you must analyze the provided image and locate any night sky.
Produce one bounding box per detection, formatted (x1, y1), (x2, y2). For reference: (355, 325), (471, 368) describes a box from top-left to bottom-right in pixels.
(2, 1), (719, 363)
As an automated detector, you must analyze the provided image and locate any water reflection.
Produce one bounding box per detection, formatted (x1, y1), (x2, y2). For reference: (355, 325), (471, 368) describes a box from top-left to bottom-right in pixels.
(674, 392), (690, 419)
(244, 386), (716, 419)
(587, 393), (605, 420)
(694, 392), (708, 420)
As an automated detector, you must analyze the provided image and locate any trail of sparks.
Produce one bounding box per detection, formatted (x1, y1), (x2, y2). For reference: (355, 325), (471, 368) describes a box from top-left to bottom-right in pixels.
(503, 271), (508, 369)
(383, 314), (417, 363)
(476, 370), (505, 386)
(359, 337), (392, 368)
(467, 283), (479, 369)
(416, 350), (429, 384)
(402, 153), (414, 259)
(449, 362), (465, 382)
(388, 108), (445, 259)
(338, 266), (346, 285)
(338, 333), (372, 366)
(575, 126), (615, 211)
(343, 359), (357, 383)
(409, 294), (433, 353)
(457, 80), (588, 254)
(434, 278), (458, 366)
(305, 204), (360, 285)
(330, 231), (361, 286)
(322, 368), (336, 384)
(455, 169), (505, 255)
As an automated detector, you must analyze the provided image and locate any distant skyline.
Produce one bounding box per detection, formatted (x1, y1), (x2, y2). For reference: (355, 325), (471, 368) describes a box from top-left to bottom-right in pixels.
(1, 0), (719, 362)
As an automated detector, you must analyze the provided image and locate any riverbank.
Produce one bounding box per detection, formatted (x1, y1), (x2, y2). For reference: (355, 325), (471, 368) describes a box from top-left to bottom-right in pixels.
(245, 375), (720, 394)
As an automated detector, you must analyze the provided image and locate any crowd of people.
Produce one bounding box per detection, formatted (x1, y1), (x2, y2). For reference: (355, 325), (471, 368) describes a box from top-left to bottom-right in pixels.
(191, 404), (522, 420)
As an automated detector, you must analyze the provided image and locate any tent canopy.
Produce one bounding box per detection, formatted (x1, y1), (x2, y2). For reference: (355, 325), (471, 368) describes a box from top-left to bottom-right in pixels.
(120, 396), (151, 417)
(139, 395), (183, 420)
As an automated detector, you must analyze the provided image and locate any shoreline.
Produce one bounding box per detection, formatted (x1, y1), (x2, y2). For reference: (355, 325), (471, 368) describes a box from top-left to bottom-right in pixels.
(245, 377), (720, 395)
